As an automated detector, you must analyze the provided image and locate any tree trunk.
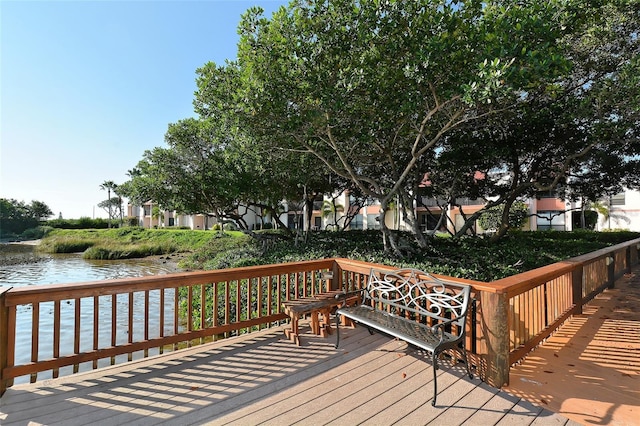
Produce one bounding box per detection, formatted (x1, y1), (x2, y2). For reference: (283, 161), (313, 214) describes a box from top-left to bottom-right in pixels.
(490, 196), (517, 243)
(399, 188), (427, 248)
(455, 207), (485, 238)
(379, 199), (402, 256)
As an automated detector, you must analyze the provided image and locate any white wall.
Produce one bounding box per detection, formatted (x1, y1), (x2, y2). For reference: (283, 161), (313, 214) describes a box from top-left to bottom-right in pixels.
(598, 190), (640, 231)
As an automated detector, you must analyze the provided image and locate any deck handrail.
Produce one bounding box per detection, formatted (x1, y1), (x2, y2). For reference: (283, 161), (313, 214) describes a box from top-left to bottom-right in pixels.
(2, 238), (639, 395)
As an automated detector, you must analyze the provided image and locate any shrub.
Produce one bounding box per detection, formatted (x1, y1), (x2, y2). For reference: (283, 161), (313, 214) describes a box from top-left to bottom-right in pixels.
(126, 216), (140, 227)
(21, 226), (54, 240)
(222, 221), (238, 231)
(478, 201), (529, 231)
(47, 217), (110, 229)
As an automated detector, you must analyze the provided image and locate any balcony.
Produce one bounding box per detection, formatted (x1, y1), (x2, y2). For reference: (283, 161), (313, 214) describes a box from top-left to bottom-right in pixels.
(1, 241), (639, 424)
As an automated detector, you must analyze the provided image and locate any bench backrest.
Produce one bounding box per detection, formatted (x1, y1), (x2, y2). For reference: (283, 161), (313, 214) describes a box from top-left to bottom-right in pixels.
(363, 268), (471, 330)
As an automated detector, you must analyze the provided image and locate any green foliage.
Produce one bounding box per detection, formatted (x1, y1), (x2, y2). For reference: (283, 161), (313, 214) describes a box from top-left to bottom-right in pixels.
(83, 243), (176, 260)
(478, 201), (529, 231)
(1, 198), (53, 237)
(20, 225), (54, 240)
(47, 217), (111, 229)
(180, 232), (256, 269)
(37, 227), (640, 282)
(39, 228), (217, 259)
(571, 210), (598, 230)
(253, 230), (639, 282)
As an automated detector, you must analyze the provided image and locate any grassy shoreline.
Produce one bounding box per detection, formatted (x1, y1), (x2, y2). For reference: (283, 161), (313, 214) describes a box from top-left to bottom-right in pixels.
(38, 228), (237, 261)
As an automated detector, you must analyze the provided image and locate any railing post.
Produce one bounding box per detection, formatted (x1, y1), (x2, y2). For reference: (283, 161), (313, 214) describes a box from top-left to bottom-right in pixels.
(607, 255), (615, 289)
(0, 287), (11, 397)
(480, 290), (510, 388)
(626, 246), (632, 273)
(330, 260), (341, 291)
(572, 265), (583, 315)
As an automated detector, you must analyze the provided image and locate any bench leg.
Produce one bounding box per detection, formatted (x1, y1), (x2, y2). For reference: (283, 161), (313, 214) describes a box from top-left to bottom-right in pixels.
(432, 352), (439, 407)
(319, 307), (333, 337)
(284, 314), (302, 346)
(310, 311), (320, 335)
(460, 344), (473, 380)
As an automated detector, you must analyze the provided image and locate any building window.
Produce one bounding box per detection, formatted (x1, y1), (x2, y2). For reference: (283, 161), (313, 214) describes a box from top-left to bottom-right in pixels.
(367, 214), (380, 230)
(536, 211), (565, 231)
(287, 214), (302, 229)
(610, 192), (625, 206)
(419, 213), (443, 231)
(350, 214), (363, 230)
(143, 206), (151, 216)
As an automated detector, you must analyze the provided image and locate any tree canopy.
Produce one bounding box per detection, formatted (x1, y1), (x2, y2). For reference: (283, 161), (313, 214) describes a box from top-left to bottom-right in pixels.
(0, 198), (53, 236)
(123, 0), (640, 250)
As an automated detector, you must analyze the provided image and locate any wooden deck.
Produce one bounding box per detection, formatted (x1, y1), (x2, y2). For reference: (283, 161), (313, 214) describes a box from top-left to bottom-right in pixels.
(506, 267), (640, 426)
(0, 322), (575, 426)
(5, 264), (640, 426)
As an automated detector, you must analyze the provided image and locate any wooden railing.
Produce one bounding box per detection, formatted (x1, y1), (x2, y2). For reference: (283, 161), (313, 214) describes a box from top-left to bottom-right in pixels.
(475, 238), (640, 387)
(0, 259), (337, 395)
(2, 238), (639, 395)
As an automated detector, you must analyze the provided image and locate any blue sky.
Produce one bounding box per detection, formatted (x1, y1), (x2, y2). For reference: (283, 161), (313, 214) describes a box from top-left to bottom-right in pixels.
(1, 0), (288, 220)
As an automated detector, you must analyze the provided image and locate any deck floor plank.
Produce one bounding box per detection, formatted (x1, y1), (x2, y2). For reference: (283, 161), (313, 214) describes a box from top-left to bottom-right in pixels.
(1, 323), (572, 426)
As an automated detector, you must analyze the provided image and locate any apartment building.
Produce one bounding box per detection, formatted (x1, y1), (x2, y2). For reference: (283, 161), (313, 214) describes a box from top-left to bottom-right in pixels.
(127, 189), (640, 233)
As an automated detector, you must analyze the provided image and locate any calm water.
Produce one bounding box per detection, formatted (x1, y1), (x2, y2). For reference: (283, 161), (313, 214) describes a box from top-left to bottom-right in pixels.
(0, 244), (180, 383)
(0, 244), (176, 287)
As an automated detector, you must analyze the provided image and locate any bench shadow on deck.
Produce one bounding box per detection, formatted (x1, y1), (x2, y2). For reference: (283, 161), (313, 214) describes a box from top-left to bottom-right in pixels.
(1, 324), (573, 426)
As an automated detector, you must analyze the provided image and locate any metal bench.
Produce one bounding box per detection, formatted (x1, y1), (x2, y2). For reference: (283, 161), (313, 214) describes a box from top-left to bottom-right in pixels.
(335, 268), (473, 406)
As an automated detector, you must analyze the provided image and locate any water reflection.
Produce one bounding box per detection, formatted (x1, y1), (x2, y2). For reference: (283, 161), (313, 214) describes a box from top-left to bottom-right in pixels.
(0, 246), (176, 287)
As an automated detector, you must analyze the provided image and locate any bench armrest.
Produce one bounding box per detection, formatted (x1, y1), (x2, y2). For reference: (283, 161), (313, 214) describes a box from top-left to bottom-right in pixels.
(429, 314), (466, 341)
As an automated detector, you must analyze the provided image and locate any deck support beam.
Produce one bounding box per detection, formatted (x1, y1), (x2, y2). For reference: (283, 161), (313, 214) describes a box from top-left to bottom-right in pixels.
(480, 290), (509, 388)
(0, 287), (11, 397)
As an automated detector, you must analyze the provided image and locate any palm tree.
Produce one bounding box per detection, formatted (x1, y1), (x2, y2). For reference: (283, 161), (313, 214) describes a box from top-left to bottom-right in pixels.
(99, 180), (117, 228)
(321, 199), (344, 231)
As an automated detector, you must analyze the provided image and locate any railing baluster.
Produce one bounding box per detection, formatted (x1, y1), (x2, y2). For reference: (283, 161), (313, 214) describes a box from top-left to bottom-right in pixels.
(53, 300), (60, 378)
(235, 280), (241, 329)
(30, 302), (39, 383)
(128, 292), (133, 361)
(257, 277), (263, 330)
(187, 285), (193, 347)
(212, 282), (219, 340)
(267, 276), (273, 321)
(247, 278), (253, 333)
(224, 281), (230, 336)
(93, 296), (99, 369)
(200, 284), (206, 342)
(5, 305), (17, 390)
(73, 298), (80, 373)
(173, 287), (179, 351)
(144, 290), (150, 357)
(159, 288), (165, 354)
(111, 294), (117, 365)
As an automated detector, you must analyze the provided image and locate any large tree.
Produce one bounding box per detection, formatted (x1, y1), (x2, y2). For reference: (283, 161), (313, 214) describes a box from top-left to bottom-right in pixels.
(194, 0), (571, 253)
(429, 0), (640, 239)
(0, 198), (52, 236)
